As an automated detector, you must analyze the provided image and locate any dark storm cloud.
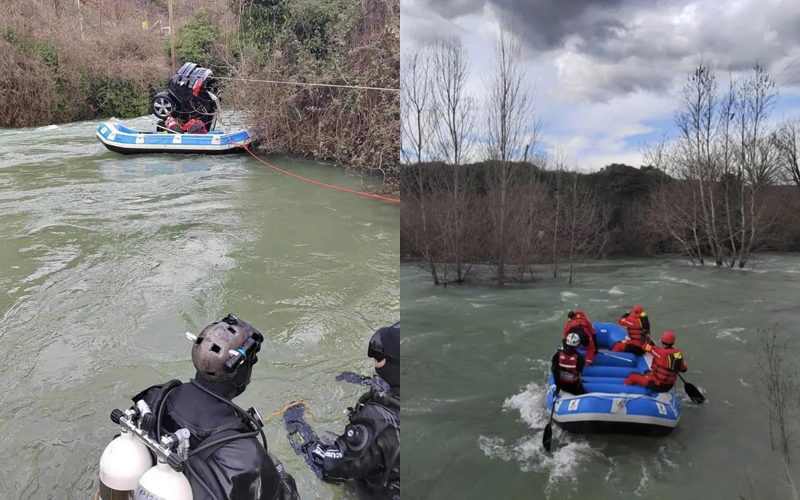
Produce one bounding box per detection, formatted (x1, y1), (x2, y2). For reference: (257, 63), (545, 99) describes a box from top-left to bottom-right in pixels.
(405, 0), (800, 101)
(422, 0), (638, 51)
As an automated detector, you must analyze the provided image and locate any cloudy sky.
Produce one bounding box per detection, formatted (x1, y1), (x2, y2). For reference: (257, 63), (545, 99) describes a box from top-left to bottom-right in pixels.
(400, 0), (800, 170)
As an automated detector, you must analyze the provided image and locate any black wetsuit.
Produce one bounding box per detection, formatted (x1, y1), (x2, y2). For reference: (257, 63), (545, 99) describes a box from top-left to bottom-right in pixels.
(286, 385), (400, 500)
(134, 379), (300, 500)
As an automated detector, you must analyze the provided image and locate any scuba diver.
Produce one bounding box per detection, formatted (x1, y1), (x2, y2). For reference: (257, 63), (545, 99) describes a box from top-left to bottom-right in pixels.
(551, 332), (587, 395)
(128, 314), (301, 500)
(283, 322), (400, 500)
(563, 310), (597, 365)
(611, 304), (650, 354)
(624, 331), (688, 393)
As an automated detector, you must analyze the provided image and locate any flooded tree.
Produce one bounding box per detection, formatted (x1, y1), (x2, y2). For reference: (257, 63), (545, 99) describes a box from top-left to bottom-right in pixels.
(774, 120), (800, 188)
(647, 64), (780, 268)
(401, 47), (436, 165)
(559, 168), (611, 283)
(483, 24), (540, 284)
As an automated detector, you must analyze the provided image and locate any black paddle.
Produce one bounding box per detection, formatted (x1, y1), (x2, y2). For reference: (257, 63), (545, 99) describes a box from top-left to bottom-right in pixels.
(678, 374), (705, 404)
(543, 387), (560, 452)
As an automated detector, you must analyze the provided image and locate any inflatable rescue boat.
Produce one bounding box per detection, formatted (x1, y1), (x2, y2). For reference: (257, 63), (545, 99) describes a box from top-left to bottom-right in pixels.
(545, 322), (681, 436)
(96, 122), (253, 155)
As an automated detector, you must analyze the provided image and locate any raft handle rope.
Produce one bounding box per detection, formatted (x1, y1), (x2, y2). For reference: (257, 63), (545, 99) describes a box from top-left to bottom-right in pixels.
(208, 97), (400, 204)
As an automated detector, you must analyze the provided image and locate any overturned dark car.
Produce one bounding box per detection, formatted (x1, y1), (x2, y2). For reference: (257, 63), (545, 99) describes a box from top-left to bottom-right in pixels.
(150, 62), (220, 132)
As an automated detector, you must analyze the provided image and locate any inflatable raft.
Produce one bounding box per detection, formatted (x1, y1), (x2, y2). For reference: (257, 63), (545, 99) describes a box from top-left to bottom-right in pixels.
(96, 122), (253, 155)
(545, 322), (681, 436)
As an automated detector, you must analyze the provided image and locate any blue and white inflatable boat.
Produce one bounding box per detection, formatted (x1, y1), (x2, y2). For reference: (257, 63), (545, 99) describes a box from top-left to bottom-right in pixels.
(95, 122), (253, 155)
(545, 322), (681, 436)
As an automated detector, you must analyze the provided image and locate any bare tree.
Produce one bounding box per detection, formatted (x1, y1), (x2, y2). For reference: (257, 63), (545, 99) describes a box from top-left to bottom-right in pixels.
(648, 64), (780, 268)
(640, 132), (672, 171)
(752, 326), (799, 463)
(559, 167), (610, 283)
(431, 36), (475, 166)
(734, 65), (779, 267)
(774, 120), (800, 188)
(483, 24), (539, 284)
(401, 47), (436, 164)
(673, 63), (724, 266)
(646, 182), (707, 264)
(402, 164), (442, 284)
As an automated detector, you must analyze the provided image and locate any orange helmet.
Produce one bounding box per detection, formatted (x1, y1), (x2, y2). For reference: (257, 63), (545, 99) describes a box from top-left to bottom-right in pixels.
(661, 331), (675, 345)
(632, 304), (643, 314)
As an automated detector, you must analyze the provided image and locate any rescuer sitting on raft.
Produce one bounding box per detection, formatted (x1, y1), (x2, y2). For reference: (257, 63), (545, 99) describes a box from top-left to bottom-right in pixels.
(130, 314), (300, 500)
(624, 331), (688, 393)
(551, 333), (587, 395)
(563, 310), (597, 365)
(611, 304), (650, 354)
(283, 323), (400, 500)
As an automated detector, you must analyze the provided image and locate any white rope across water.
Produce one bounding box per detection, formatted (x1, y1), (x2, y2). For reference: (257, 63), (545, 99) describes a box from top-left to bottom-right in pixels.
(214, 76), (399, 92)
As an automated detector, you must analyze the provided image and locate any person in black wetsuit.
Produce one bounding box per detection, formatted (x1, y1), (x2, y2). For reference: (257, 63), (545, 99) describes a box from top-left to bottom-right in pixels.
(284, 322), (400, 500)
(132, 314), (300, 500)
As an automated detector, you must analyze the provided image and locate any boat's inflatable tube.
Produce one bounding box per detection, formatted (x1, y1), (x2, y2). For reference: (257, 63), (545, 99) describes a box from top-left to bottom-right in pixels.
(96, 122), (253, 155)
(546, 322), (681, 436)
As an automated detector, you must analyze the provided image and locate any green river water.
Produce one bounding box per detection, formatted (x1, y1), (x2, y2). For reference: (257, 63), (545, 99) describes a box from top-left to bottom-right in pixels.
(402, 257), (800, 499)
(0, 116), (399, 500)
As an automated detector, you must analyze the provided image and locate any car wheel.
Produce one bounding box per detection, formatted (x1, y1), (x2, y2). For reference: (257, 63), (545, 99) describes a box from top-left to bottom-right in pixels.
(150, 92), (176, 119)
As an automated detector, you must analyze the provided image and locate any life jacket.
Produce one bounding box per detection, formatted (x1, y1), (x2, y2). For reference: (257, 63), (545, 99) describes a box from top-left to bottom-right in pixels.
(564, 318), (591, 338)
(557, 350), (581, 384)
(182, 118), (208, 134)
(650, 347), (684, 386)
(165, 116), (183, 133)
(620, 313), (647, 345)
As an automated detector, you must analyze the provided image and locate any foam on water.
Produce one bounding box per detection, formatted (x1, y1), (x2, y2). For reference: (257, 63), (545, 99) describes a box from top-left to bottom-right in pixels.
(34, 125), (60, 131)
(717, 327), (746, 342)
(609, 286), (625, 295)
(634, 463), (650, 496)
(477, 381), (603, 496)
(561, 291), (579, 300)
(658, 273), (709, 288)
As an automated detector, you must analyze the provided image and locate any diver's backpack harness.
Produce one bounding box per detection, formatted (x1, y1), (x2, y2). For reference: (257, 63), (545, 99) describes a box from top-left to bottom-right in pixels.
(109, 313), (268, 500)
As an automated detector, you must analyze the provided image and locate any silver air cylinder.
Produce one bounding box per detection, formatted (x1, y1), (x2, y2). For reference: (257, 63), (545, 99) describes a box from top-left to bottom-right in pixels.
(98, 430), (154, 500)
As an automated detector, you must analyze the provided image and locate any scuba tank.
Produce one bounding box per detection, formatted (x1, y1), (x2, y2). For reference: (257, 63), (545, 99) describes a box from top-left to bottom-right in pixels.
(134, 429), (193, 500)
(97, 401), (154, 499)
(97, 401), (193, 500)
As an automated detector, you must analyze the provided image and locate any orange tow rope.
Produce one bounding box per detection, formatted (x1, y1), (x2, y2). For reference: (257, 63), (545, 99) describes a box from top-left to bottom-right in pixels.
(241, 144), (400, 203)
(265, 401), (316, 422)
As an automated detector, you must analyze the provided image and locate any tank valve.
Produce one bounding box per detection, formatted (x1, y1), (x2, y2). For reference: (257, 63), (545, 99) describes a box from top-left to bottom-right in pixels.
(110, 409), (124, 424)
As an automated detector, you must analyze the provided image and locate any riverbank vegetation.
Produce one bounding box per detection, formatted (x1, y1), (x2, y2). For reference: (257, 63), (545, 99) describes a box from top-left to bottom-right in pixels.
(0, 0), (399, 190)
(401, 34), (800, 284)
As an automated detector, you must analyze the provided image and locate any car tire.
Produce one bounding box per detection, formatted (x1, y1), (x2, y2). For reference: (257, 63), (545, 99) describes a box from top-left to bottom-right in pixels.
(150, 92), (177, 119)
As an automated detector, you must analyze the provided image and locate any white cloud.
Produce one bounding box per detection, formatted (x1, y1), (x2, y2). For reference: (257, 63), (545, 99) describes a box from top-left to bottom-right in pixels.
(401, 0), (800, 171)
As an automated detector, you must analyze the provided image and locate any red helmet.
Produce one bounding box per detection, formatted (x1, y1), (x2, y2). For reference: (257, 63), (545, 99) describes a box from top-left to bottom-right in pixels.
(661, 331), (676, 345)
(574, 310), (586, 318)
(632, 304), (643, 313)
